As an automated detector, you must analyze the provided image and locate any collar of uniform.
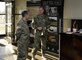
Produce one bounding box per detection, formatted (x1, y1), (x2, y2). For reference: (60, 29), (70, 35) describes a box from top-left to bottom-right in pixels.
(22, 19), (28, 24)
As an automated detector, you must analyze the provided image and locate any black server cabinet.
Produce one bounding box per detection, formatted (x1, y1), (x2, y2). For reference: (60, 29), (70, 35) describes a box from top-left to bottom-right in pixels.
(41, 0), (64, 54)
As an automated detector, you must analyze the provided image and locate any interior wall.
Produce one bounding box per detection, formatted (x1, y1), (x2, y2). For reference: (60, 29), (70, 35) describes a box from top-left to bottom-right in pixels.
(15, 0), (27, 14)
(15, 0), (39, 24)
(63, 19), (71, 32)
(64, 0), (82, 19)
(15, 0), (27, 28)
(63, 0), (82, 32)
(27, 6), (39, 19)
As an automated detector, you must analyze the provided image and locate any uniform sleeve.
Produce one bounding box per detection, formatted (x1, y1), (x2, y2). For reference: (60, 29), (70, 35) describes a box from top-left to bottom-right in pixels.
(32, 17), (38, 29)
(15, 23), (23, 40)
(31, 19), (35, 29)
(46, 17), (51, 28)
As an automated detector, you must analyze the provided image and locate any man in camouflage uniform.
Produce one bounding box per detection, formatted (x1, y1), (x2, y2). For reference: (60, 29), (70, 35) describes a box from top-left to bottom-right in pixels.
(31, 7), (50, 60)
(16, 11), (30, 60)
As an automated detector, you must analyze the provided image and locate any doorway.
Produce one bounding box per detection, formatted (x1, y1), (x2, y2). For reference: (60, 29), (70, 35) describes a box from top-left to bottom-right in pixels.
(6, 2), (12, 37)
(0, 2), (12, 37)
(0, 2), (6, 35)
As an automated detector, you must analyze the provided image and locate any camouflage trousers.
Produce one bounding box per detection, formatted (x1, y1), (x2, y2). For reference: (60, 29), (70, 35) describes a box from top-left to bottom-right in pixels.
(32, 30), (47, 57)
(17, 39), (29, 60)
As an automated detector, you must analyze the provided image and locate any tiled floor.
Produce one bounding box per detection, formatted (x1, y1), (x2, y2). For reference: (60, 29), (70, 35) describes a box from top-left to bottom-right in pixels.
(0, 38), (59, 60)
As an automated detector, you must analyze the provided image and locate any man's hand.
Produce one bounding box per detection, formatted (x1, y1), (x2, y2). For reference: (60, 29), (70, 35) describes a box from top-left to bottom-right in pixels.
(37, 27), (42, 30)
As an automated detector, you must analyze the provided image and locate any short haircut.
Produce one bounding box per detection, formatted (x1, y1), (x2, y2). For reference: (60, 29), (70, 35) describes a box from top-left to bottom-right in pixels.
(21, 10), (28, 17)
